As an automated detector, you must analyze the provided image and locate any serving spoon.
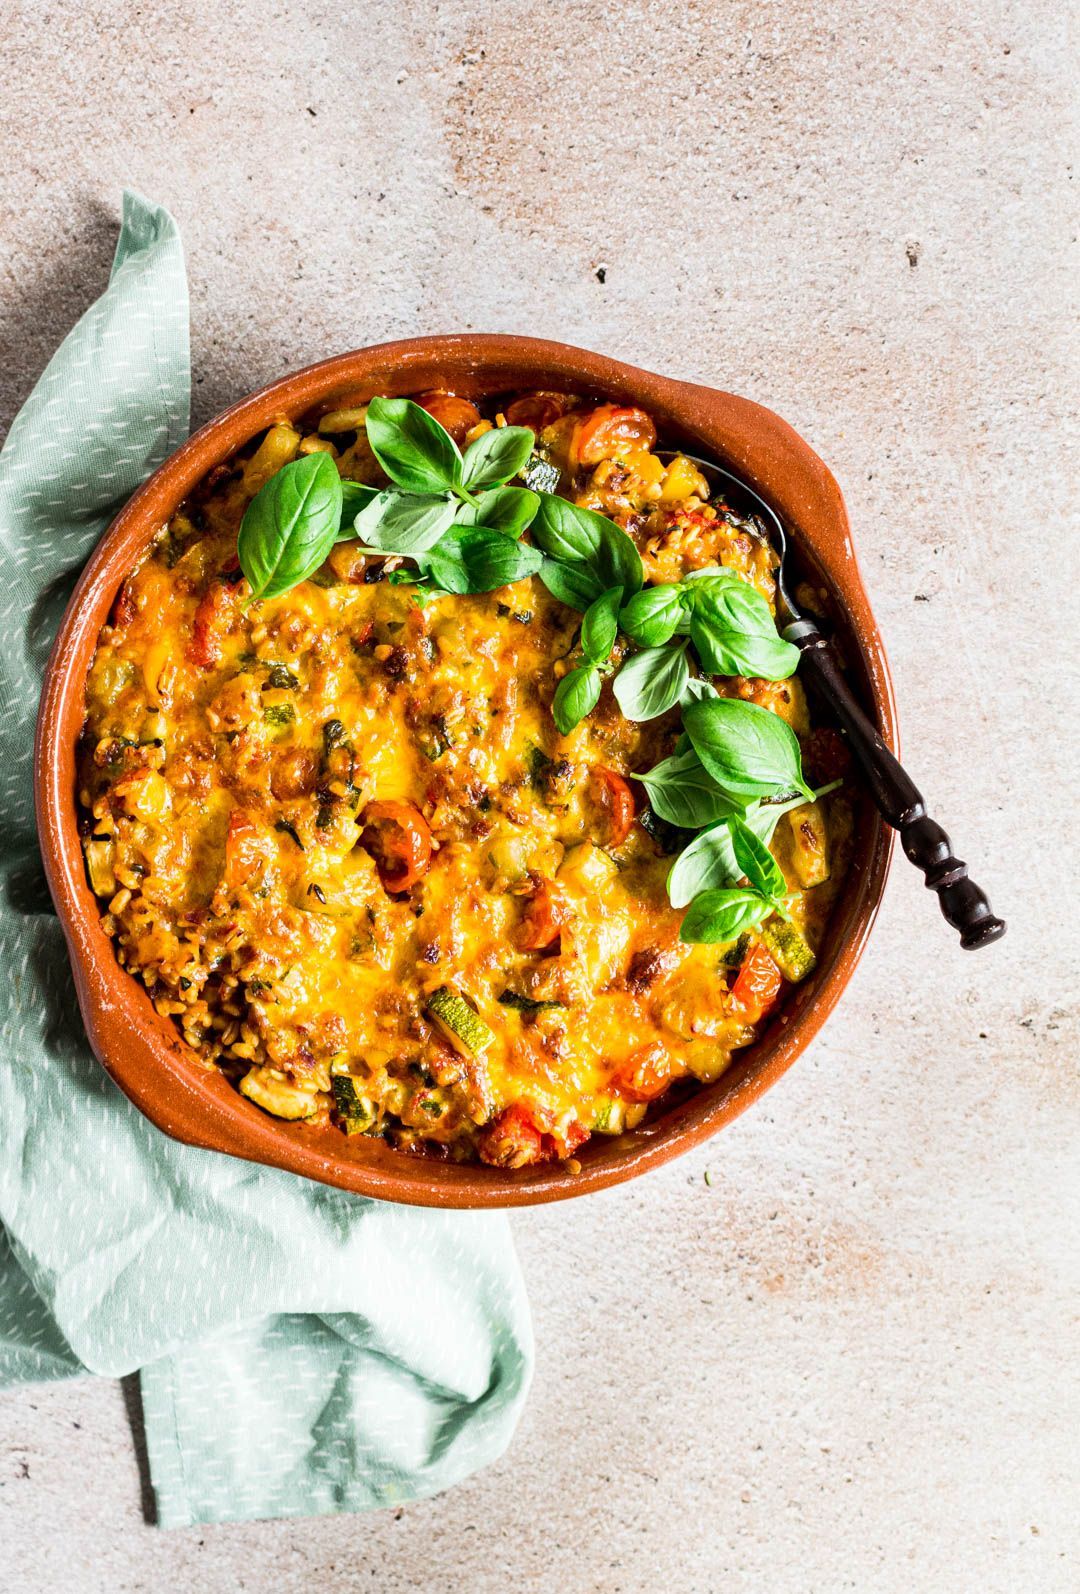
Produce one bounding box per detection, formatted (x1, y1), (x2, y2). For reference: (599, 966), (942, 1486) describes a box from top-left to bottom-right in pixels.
(655, 450), (1006, 949)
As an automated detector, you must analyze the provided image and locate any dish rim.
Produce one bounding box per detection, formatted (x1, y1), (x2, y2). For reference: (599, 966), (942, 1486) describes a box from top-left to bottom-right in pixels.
(34, 334), (895, 1208)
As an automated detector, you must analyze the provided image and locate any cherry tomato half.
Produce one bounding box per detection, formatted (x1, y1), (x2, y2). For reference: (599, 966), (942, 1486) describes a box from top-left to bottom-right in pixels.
(611, 1043), (673, 1103)
(477, 1104), (550, 1168)
(573, 404), (657, 467)
(360, 800), (432, 893)
(729, 943), (783, 1020)
(515, 882), (568, 952)
(415, 391), (482, 446)
(505, 392), (577, 432)
(592, 767), (636, 847)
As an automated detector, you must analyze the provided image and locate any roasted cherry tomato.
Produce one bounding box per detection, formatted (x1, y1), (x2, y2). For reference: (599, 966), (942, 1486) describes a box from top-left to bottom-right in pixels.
(414, 390), (482, 446)
(360, 800), (432, 893)
(187, 579), (237, 670)
(729, 943), (783, 1019)
(612, 1043), (673, 1102)
(505, 392), (577, 432)
(477, 1104), (550, 1168)
(573, 404), (657, 467)
(222, 808), (266, 889)
(592, 767), (635, 847)
(515, 882), (567, 951)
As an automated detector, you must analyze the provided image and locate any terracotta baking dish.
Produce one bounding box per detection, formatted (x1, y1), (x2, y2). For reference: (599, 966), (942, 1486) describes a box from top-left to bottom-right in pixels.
(35, 335), (895, 1208)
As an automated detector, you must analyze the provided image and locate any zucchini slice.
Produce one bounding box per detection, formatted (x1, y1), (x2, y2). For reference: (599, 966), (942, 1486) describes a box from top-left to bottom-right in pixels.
(426, 986), (495, 1057)
(759, 919), (816, 983)
(330, 1074), (376, 1136)
(84, 837), (116, 897)
(520, 453), (560, 494)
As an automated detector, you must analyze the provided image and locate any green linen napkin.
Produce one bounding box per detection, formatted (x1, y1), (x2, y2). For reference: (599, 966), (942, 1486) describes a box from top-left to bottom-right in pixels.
(0, 191), (532, 1529)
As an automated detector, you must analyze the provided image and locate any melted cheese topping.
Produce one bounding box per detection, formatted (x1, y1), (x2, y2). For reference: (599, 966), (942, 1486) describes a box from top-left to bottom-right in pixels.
(79, 394), (850, 1166)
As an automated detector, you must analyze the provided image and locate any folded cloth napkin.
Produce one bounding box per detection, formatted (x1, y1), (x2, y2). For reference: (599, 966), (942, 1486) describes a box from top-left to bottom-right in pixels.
(0, 191), (532, 1529)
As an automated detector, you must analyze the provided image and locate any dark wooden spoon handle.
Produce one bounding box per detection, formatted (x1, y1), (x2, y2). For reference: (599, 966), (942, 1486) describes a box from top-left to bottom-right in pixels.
(790, 627), (1006, 949)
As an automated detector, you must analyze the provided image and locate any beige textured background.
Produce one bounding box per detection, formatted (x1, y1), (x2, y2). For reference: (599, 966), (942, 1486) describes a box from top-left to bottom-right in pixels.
(1, 1), (1077, 1590)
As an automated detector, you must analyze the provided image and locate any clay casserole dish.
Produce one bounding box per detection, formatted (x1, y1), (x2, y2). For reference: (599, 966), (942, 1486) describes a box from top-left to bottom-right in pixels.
(35, 335), (895, 1207)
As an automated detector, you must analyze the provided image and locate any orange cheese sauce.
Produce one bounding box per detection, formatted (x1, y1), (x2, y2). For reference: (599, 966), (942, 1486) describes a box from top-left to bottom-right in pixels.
(79, 391), (850, 1166)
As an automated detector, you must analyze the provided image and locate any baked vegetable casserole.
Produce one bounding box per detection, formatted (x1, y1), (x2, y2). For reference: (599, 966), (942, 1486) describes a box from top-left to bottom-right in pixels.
(79, 387), (851, 1168)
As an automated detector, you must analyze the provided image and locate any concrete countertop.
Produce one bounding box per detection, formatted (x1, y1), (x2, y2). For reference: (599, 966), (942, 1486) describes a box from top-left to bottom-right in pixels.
(1, 2), (1076, 1589)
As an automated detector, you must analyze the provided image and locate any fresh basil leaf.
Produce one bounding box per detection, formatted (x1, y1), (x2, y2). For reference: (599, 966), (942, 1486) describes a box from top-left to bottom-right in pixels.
(728, 814), (787, 900)
(689, 609), (800, 680)
(679, 675), (719, 708)
(679, 887), (770, 945)
(667, 815), (747, 906)
(682, 696), (813, 801)
(354, 489), (457, 555)
(461, 426), (535, 489)
(364, 396), (463, 493)
(336, 479), (379, 539)
(424, 526), (543, 594)
(633, 748), (742, 829)
(538, 556), (605, 611)
(689, 573), (776, 634)
(238, 452), (344, 600)
(581, 586), (622, 664)
(619, 584), (686, 647)
(454, 485), (539, 538)
(613, 641), (690, 721)
(532, 494), (643, 599)
(552, 663), (601, 735)
(667, 783), (839, 904)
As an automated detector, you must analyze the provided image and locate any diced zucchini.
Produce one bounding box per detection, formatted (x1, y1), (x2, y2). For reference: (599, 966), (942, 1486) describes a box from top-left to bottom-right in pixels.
(719, 932), (751, 970)
(240, 1066), (321, 1119)
(786, 800), (830, 887)
(520, 452), (560, 494)
(426, 986), (495, 1057)
(84, 837), (116, 897)
(330, 1074), (376, 1135)
(497, 989), (564, 1013)
(759, 918), (816, 983)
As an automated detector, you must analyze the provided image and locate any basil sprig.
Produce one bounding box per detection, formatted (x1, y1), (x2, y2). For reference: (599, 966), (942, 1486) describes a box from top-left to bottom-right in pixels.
(678, 814), (792, 944)
(552, 585), (622, 735)
(345, 398), (541, 593)
(238, 452), (344, 599)
(620, 567), (798, 679)
(667, 782), (839, 906)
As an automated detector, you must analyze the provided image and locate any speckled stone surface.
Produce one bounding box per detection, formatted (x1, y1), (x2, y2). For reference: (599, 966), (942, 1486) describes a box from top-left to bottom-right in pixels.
(1, 1), (1076, 1589)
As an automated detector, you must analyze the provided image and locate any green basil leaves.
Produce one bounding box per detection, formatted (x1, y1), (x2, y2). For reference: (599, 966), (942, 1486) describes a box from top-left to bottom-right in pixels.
(364, 396), (463, 494)
(667, 788), (835, 907)
(461, 425), (535, 490)
(532, 495), (643, 607)
(553, 665), (602, 735)
(679, 886), (771, 946)
(354, 490), (458, 555)
(423, 527), (543, 595)
(676, 814), (793, 944)
(238, 452), (343, 599)
(632, 748), (743, 829)
(345, 400), (545, 595)
(613, 641), (690, 721)
(682, 696), (813, 802)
